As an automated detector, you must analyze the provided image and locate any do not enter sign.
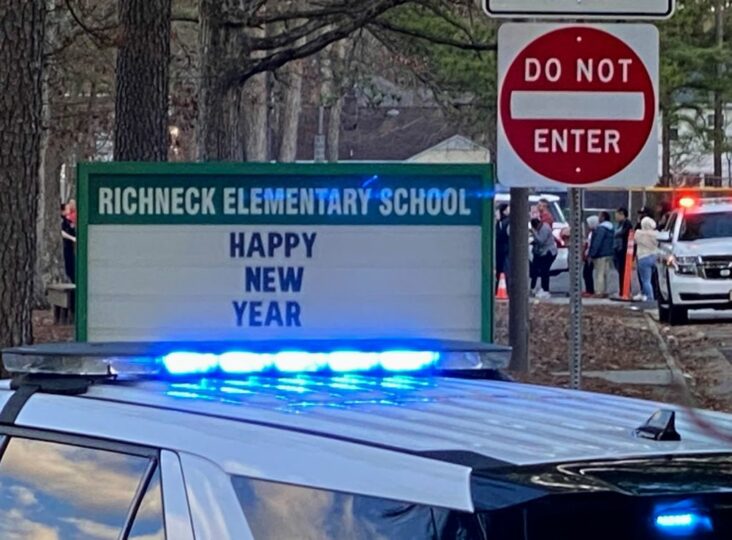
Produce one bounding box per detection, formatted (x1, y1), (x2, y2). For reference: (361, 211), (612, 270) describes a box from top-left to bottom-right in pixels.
(498, 24), (659, 187)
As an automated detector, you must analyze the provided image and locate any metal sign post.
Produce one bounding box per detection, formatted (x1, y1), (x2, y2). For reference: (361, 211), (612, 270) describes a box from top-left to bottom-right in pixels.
(568, 188), (583, 389)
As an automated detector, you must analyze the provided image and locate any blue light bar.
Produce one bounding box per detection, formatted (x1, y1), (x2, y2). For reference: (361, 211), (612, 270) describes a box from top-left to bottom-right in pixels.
(654, 512), (713, 536)
(163, 352), (218, 375)
(656, 514), (693, 528)
(2, 339), (512, 379)
(161, 350), (440, 376)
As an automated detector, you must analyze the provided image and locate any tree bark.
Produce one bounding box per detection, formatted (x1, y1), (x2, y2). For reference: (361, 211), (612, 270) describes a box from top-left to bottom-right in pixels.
(242, 18), (269, 162)
(114, 0), (171, 161)
(35, 139), (65, 307)
(661, 108), (672, 187)
(326, 96), (343, 162)
(197, 0), (229, 160)
(197, 0), (258, 161)
(35, 0), (65, 307)
(0, 1), (46, 347)
(278, 60), (303, 162)
(713, 0), (725, 187)
(242, 73), (269, 161)
(319, 39), (348, 162)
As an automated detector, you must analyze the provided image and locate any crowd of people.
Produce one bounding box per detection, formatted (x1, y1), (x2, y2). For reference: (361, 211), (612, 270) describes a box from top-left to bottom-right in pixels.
(496, 199), (668, 302)
(494, 198), (560, 299)
(583, 204), (665, 301)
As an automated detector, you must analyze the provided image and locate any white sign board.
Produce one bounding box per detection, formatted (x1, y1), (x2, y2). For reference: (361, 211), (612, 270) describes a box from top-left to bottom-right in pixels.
(485, 0), (675, 19)
(497, 24), (659, 188)
(77, 164), (493, 343)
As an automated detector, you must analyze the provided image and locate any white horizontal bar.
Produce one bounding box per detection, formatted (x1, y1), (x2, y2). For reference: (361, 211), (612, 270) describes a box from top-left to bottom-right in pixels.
(510, 91), (645, 121)
(488, 0), (672, 16)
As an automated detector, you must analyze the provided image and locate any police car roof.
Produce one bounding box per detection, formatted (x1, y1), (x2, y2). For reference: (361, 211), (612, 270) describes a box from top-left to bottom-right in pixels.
(680, 196), (732, 213)
(4, 374), (730, 468)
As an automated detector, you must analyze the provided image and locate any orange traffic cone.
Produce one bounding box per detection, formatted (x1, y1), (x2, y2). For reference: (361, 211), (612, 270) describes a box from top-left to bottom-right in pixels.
(496, 273), (509, 301)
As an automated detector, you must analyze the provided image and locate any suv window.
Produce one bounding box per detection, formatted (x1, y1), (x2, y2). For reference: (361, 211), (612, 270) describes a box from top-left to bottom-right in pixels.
(129, 468), (165, 540)
(0, 437), (154, 540)
(232, 476), (486, 540)
(679, 211), (732, 241)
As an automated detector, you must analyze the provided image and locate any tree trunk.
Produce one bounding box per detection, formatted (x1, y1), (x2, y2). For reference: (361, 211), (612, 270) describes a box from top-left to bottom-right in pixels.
(319, 39), (347, 162)
(197, 1), (227, 160)
(114, 0), (171, 161)
(661, 107), (672, 187)
(35, 0), (65, 308)
(712, 0), (724, 187)
(197, 0), (253, 161)
(35, 140), (65, 307)
(0, 1), (45, 348)
(242, 73), (269, 161)
(278, 60), (304, 162)
(242, 18), (269, 162)
(326, 97), (343, 162)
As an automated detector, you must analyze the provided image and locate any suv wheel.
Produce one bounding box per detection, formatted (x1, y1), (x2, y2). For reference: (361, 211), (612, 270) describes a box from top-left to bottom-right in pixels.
(669, 305), (689, 326)
(658, 301), (670, 323)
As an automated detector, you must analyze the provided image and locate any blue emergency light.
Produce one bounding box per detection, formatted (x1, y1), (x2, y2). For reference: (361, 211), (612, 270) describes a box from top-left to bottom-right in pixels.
(161, 350), (439, 376)
(1, 340), (511, 380)
(653, 502), (713, 537)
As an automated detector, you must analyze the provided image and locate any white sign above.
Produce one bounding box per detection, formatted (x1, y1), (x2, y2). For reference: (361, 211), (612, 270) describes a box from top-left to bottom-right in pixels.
(484, 0), (675, 19)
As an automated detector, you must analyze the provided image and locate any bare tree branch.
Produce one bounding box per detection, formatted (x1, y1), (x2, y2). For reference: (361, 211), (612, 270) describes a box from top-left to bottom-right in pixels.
(63, 0), (117, 47)
(223, 0), (413, 87)
(367, 18), (495, 51)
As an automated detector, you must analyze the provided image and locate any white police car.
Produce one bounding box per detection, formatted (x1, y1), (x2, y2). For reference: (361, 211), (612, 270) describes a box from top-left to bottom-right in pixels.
(1, 340), (731, 539)
(657, 197), (732, 325)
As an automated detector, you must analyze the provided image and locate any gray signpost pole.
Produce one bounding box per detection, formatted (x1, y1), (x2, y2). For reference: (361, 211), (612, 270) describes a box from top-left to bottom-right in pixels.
(568, 187), (583, 389)
(508, 187), (530, 372)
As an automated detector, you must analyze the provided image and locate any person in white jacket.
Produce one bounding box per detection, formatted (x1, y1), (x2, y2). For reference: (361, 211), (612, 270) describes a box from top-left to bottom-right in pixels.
(634, 216), (658, 302)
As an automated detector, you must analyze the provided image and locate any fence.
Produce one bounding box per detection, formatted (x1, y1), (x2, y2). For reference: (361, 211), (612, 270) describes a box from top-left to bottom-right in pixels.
(577, 187), (732, 225)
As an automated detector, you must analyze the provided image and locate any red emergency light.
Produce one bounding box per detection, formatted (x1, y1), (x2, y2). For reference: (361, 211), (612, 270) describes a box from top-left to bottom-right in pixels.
(678, 196), (696, 209)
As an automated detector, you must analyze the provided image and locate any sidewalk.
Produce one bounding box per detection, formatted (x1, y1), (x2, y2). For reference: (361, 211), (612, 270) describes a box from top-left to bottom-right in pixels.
(498, 301), (692, 405)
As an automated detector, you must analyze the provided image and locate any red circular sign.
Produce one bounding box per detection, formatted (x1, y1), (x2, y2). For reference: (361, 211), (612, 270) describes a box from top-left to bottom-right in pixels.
(500, 27), (655, 184)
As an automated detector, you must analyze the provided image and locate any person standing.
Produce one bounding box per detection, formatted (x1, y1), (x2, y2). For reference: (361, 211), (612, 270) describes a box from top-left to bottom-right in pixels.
(613, 207), (633, 293)
(61, 202), (76, 283)
(530, 218), (557, 299)
(589, 211), (614, 297)
(656, 200), (672, 231)
(495, 204), (510, 292)
(634, 217), (658, 302)
(583, 216), (599, 297)
(636, 206), (653, 231)
(537, 199), (554, 227)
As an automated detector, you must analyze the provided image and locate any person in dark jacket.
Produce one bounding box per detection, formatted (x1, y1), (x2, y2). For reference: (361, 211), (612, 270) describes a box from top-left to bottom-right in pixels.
(589, 211), (614, 297)
(495, 204), (510, 292)
(656, 200), (672, 231)
(613, 207), (633, 293)
(583, 216), (599, 297)
(61, 202), (76, 283)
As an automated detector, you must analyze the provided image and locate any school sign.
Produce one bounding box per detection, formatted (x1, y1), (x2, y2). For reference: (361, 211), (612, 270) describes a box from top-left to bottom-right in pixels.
(77, 163), (494, 342)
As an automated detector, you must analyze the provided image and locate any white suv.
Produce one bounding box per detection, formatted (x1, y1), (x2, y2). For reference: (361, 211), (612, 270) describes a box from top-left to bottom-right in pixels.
(656, 197), (732, 325)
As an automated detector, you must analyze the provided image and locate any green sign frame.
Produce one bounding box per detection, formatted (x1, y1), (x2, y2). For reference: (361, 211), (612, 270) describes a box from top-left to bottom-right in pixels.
(77, 162), (495, 342)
